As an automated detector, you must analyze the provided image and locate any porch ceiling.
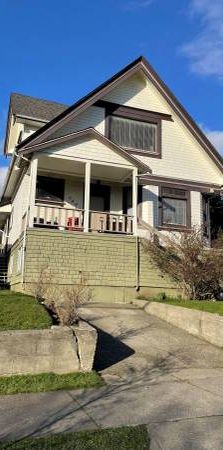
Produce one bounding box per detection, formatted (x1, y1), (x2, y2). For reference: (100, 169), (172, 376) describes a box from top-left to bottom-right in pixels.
(37, 155), (133, 182)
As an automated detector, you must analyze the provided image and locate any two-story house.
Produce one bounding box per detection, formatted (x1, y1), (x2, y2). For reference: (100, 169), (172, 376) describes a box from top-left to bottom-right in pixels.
(0, 56), (223, 301)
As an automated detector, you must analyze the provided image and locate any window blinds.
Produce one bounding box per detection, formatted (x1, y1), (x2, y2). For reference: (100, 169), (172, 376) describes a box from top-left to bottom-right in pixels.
(110, 116), (157, 151)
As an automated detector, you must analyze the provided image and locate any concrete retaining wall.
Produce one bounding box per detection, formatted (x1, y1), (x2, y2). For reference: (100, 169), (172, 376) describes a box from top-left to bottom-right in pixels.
(0, 321), (97, 376)
(146, 302), (223, 348)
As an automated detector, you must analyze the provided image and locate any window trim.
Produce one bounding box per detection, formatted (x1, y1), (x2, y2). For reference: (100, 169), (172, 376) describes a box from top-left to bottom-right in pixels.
(158, 185), (191, 231)
(106, 114), (161, 157)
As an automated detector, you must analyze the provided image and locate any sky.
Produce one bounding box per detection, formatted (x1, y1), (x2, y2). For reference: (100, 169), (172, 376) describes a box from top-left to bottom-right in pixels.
(0, 0), (223, 192)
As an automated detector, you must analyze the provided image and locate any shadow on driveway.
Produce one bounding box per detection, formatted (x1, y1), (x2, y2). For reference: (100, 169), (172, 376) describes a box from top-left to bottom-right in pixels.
(93, 327), (135, 371)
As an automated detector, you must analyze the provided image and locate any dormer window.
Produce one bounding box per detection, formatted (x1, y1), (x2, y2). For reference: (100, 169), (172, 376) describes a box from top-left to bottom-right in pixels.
(109, 116), (157, 153)
(95, 100), (172, 158)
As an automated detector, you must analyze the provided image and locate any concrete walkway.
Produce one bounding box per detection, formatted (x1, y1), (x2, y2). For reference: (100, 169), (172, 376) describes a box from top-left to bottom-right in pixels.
(1, 305), (223, 449)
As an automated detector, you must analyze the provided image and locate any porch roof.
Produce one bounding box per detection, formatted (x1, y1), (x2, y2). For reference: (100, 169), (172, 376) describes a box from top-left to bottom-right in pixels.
(18, 127), (152, 174)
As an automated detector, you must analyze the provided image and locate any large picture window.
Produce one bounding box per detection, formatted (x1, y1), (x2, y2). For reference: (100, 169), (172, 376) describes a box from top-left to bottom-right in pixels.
(160, 187), (190, 229)
(36, 176), (65, 204)
(109, 116), (157, 152)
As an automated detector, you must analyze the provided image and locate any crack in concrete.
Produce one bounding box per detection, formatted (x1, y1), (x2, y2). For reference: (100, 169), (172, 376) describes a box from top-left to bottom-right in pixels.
(66, 390), (102, 430)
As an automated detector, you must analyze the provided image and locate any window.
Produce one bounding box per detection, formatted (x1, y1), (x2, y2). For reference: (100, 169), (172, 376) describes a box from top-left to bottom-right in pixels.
(109, 116), (157, 152)
(36, 176), (65, 204)
(160, 187), (190, 228)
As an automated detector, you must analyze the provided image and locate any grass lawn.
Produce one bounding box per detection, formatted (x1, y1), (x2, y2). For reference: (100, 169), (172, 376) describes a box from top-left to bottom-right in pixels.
(0, 290), (52, 330)
(0, 371), (104, 395)
(151, 297), (223, 315)
(0, 425), (150, 449)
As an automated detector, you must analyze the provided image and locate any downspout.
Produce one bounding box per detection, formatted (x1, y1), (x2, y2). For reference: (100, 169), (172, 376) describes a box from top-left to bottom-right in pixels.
(21, 161), (32, 287)
(134, 171), (151, 292)
(135, 171), (139, 291)
(135, 235), (140, 291)
(21, 207), (29, 287)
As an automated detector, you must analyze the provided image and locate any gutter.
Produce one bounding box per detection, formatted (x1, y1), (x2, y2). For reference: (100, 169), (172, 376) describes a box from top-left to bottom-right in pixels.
(15, 114), (48, 125)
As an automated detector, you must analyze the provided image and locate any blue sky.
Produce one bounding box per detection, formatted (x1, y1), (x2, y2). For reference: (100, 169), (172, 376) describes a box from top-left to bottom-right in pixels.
(0, 0), (223, 190)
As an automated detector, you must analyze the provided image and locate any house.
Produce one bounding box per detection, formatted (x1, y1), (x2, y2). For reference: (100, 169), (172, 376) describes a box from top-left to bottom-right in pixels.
(0, 56), (223, 301)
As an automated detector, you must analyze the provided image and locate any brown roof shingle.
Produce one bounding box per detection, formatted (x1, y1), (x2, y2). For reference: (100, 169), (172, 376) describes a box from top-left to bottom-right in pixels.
(10, 93), (68, 122)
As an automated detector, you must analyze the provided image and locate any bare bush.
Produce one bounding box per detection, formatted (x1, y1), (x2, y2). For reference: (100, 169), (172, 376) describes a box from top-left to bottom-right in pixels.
(45, 276), (92, 326)
(143, 228), (223, 300)
(30, 265), (52, 302)
(31, 267), (92, 326)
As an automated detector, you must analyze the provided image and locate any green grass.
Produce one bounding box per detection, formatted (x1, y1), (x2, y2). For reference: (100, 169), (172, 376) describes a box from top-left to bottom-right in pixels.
(0, 425), (150, 450)
(152, 297), (223, 315)
(0, 290), (52, 330)
(0, 371), (104, 395)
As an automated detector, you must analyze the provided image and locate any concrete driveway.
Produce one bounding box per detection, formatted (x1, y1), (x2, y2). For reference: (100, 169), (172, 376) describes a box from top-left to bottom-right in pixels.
(1, 304), (223, 449)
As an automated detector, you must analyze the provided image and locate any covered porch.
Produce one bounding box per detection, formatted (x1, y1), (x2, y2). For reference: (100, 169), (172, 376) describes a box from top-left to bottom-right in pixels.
(30, 154), (139, 235)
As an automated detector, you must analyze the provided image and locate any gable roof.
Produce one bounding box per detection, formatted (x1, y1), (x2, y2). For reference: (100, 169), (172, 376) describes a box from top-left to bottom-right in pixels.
(19, 127), (151, 174)
(3, 93), (68, 156)
(16, 56), (223, 173)
(10, 93), (67, 122)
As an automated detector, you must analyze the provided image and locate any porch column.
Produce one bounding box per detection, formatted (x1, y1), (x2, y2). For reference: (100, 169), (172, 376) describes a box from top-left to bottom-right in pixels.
(132, 167), (138, 235)
(84, 162), (91, 232)
(28, 157), (38, 228)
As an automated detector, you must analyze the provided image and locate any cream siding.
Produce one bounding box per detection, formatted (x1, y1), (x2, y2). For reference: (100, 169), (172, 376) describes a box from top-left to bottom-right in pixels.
(8, 170), (30, 245)
(142, 185), (159, 227)
(191, 191), (202, 228)
(103, 73), (169, 114)
(44, 137), (134, 168)
(137, 118), (223, 184)
(48, 106), (105, 140)
(7, 121), (24, 155)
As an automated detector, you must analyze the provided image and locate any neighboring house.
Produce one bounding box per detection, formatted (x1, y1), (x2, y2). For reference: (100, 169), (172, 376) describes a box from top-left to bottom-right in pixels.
(0, 56), (223, 300)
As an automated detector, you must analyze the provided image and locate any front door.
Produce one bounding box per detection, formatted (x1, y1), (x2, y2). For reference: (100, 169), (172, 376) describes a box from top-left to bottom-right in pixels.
(90, 184), (110, 212)
(123, 185), (142, 216)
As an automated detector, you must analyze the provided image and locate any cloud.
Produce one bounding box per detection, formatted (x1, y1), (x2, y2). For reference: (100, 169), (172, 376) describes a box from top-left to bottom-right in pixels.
(0, 166), (8, 196)
(200, 124), (223, 155)
(122, 0), (153, 11)
(180, 0), (223, 79)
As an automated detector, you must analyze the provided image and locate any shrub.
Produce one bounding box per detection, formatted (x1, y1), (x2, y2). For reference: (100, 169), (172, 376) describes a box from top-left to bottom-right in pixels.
(144, 228), (223, 300)
(30, 267), (92, 326)
(45, 276), (92, 326)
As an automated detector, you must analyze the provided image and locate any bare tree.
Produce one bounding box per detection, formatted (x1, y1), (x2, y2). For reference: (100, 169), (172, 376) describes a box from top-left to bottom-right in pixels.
(143, 228), (223, 300)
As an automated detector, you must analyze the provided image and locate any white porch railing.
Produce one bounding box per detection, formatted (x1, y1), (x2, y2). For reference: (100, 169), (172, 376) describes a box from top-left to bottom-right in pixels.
(33, 204), (133, 234)
(34, 205), (84, 231)
(90, 211), (133, 234)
